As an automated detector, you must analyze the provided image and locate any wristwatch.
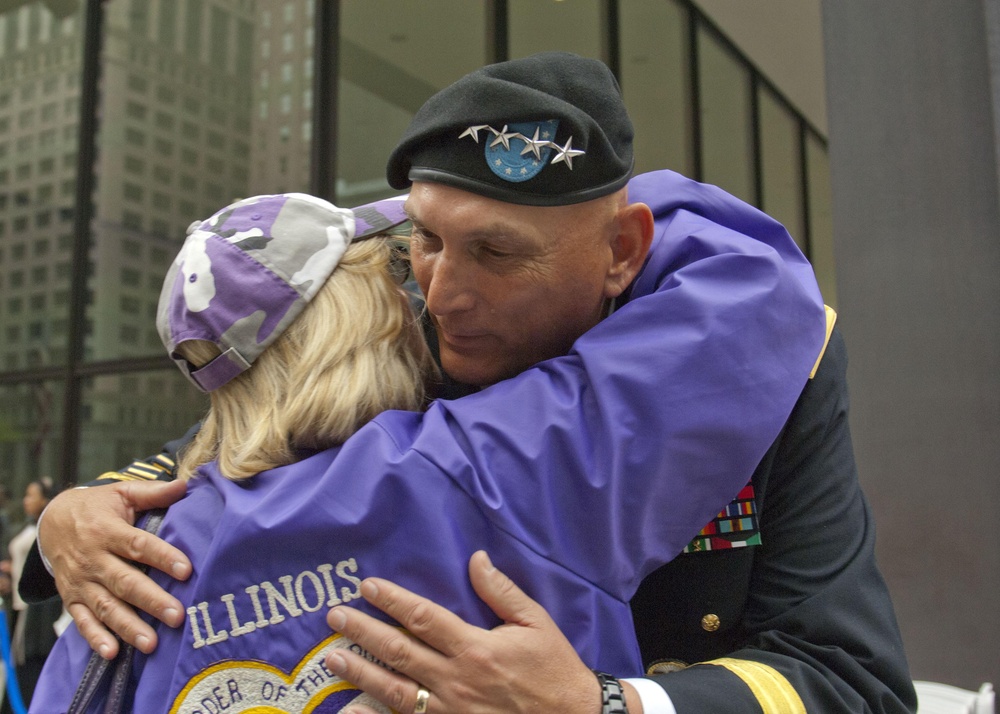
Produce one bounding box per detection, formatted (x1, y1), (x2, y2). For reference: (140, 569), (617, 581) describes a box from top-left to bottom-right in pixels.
(593, 670), (630, 714)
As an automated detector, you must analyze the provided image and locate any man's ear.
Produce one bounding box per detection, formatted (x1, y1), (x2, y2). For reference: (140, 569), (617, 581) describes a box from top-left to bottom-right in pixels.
(604, 202), (654, 298)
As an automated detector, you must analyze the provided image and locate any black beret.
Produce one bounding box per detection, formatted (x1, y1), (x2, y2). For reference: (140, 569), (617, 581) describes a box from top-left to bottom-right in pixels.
(387, 52), (634, 207)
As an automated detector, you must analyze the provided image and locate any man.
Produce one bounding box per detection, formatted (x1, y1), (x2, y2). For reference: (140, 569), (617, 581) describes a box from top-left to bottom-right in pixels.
(26, 53), (914, 712)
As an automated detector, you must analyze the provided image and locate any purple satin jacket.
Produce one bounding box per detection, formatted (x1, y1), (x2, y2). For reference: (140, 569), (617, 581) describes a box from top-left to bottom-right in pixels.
(33, 170), (826, 713)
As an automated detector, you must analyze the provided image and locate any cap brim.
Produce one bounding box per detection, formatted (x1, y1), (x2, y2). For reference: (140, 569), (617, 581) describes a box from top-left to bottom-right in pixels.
(352, 195), (409, 240)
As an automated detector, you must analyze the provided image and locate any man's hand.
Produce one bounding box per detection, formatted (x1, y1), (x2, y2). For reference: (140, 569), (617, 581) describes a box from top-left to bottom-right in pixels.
(325, 550), (619, 714)
(39, 479), (192, 659)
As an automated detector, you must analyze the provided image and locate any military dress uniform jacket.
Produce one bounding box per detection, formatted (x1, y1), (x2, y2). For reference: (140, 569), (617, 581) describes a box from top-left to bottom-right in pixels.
(630, 328), (917, 713)
(620, 173), (917, 712)
(30, 170), (829, 713)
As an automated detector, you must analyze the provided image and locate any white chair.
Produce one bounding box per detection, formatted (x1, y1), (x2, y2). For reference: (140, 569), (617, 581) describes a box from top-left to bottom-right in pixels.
(914, 680), (995, 714)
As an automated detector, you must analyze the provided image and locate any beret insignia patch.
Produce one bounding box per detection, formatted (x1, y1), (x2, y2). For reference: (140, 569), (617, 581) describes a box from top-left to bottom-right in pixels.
(460, 120), (580, 183)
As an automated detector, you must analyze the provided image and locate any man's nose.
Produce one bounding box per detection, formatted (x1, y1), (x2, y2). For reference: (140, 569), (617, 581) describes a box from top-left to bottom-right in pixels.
(423, 250), (476, 317)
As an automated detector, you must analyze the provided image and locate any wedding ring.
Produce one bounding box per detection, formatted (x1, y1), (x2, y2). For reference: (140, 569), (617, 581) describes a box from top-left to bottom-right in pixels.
(414, 686), (431, 714)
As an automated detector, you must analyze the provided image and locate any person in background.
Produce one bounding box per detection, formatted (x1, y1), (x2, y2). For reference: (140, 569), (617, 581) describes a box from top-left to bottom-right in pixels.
(0, 484), (11, 603)
(0, 485), (11, 556)
(2, 479), (61, 711)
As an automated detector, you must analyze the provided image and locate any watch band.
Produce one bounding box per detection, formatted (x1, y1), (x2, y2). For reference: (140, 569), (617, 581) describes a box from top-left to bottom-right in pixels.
(593, 670), (630, 714)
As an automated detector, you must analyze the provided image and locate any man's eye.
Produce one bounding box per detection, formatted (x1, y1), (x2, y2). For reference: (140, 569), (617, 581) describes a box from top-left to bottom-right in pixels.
(410, 229), (440, 250)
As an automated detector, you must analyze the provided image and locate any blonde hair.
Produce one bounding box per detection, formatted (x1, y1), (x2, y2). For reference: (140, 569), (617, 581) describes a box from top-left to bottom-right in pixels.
(176, 238), (435, 481)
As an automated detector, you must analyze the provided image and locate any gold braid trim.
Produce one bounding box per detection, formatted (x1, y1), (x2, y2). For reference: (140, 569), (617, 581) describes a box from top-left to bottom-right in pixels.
(699, 657), (806, 714)
(99, 456), (176, 483)
(809, 306), (838, 379)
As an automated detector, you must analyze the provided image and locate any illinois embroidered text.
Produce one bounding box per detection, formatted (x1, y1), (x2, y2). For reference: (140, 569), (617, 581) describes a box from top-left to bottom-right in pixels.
(186, 559), (364, 649)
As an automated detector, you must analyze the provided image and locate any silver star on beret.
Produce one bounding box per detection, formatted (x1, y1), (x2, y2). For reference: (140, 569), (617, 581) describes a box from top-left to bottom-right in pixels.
(550, 137), (585, 170)
(458, 125), (490, 143)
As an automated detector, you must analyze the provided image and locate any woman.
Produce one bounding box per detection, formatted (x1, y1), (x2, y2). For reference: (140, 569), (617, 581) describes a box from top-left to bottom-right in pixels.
(4, 479), (62, 710)
(32, 190), (818, 713)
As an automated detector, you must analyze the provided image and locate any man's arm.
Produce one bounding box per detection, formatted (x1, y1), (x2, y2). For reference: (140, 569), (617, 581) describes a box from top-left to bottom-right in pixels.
(326, 551), (645, 714)
(36, 480), (191, 658)
(19, 423), (200, 658)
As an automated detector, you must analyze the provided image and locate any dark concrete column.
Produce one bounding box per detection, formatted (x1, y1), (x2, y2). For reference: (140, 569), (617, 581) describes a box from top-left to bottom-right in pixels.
(821, 0), (1000, 690)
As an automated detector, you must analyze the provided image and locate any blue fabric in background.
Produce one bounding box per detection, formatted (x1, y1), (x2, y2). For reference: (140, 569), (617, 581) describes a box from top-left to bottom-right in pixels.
(0, 608), (27, 714)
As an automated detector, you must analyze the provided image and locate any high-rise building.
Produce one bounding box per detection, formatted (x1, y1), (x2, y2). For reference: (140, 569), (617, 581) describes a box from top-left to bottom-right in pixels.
(251, 0), (313, 194)
(0, 0), (258, 480)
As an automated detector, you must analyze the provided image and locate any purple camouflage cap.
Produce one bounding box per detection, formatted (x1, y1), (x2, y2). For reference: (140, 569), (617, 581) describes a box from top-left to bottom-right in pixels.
(157, 192), (408, 392)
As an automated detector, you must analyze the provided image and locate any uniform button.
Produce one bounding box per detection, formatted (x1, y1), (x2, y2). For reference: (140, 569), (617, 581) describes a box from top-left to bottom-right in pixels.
(701, 614), (721, 632)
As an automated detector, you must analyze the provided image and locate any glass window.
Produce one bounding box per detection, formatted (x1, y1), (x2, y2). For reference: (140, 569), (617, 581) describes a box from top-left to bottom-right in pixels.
(120, 295), (140, 314)
(125, 100), (147, 120)
(153, 164), (173, 184)
(129, 0), (149, 37)
(154, 111), (175, 131)
(243, 0), (316, 195)
(509, 0), (604, 60)
(154, 137), (173, 156)
(234, 19), (253, 75)
(157, 85), (176, 105)
(338, 1), (487, 205)
(78, 369), (207, 485)
(697, 28), (754, 203)
(159, 1), (178, 51)
(209, 6), (230, 71)
(184, 0), (203, 59)
(620, 0), (693, 176)
(0, 382), (66, 492)
(759, 86), (804, 245)
(0, 4), (79, 378)
(125, 127), (145, 146)
(124, 155), (144, 174)
(71, 0), (245, 373)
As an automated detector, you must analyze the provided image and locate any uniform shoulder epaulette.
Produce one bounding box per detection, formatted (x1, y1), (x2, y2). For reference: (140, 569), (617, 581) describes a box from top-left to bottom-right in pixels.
(809, 306), (837, 379)
(94, 453), (178, 484)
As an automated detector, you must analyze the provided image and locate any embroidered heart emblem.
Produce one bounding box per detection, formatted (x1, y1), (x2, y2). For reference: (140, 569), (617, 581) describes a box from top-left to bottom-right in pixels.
(169, 633), (392, 713)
